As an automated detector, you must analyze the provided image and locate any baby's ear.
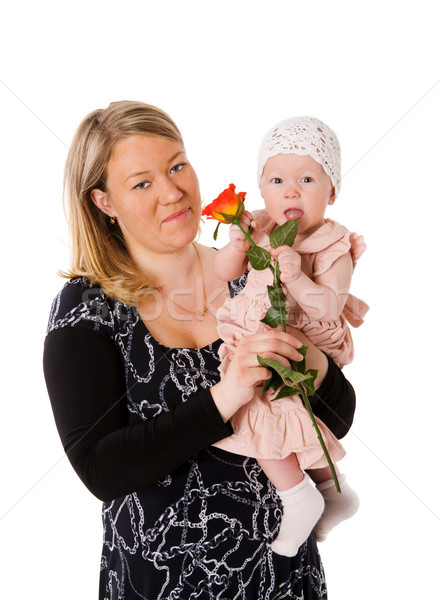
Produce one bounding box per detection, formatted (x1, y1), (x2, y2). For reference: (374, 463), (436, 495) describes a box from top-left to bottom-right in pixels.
(328, 187), (336, 205)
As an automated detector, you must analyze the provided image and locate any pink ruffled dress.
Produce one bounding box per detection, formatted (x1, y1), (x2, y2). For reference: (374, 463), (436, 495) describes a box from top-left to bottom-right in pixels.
(214, 210), (368, 468)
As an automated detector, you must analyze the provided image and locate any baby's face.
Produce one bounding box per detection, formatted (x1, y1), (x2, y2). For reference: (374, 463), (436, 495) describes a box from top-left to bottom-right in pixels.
(260, 153), (335, 236)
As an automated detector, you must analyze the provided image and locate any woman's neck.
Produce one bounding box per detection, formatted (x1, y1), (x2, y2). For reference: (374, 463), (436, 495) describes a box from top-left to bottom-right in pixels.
(132, 241), (200, 289)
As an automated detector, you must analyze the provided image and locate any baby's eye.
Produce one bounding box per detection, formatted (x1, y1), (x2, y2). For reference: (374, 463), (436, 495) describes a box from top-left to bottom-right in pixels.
(171, 162), (186, 174)
(134, 181), (151, 190)
(301, 176), (313, 183)
(271, 177), (283, 184)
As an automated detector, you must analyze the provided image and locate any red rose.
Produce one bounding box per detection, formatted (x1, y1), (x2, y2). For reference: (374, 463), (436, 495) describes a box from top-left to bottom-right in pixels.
(202, 183), (246, 223)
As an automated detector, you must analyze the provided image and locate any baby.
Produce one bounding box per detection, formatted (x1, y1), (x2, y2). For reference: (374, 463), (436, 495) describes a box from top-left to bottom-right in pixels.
(213, 116), (368, 556)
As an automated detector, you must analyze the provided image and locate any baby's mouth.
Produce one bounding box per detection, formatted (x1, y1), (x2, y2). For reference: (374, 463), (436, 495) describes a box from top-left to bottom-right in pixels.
(284, 209), (304, 220)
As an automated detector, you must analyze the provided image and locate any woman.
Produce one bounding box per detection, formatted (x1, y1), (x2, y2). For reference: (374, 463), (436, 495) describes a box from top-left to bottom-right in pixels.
(43, 100), (356, 599)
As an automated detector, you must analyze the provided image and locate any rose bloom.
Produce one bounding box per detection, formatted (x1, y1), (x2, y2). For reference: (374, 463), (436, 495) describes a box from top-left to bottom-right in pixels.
(202, 183), (246, 223)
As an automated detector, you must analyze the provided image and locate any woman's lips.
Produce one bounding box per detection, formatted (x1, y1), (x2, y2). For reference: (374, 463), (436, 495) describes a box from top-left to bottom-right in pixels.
(284, 208), (304, 220)
(162, 207), (190, 224)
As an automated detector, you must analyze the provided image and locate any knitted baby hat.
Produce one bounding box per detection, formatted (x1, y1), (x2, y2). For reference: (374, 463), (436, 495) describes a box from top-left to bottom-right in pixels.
(257, 116), (341, 198)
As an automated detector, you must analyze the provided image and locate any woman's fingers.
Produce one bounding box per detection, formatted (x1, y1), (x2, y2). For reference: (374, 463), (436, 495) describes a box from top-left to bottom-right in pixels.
(240, 330), (305, 362)
(256, 351), (291, 369)
(211, 329), (307, 421)
(235, 364), (272, 386)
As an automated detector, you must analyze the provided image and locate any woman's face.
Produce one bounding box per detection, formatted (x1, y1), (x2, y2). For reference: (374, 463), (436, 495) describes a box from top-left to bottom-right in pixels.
(92, 134), (201, 257)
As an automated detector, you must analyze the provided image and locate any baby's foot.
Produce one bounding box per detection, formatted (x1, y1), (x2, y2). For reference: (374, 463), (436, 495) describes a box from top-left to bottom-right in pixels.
(271, 474), (324, 557)
(314, 475), (360, 542)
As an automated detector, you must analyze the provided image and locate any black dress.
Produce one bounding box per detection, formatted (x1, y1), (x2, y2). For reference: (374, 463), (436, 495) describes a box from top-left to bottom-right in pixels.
(44, 276), (355, 600)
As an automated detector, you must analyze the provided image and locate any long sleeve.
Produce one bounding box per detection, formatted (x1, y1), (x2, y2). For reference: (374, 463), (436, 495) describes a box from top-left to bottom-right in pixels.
(43, 327), (232, 502)
(44, 328), (354, 503)
(310, 354), (356, 439)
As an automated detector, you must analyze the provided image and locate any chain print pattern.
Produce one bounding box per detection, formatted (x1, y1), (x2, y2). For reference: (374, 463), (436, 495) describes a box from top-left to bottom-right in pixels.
(48, 276), (327, 599)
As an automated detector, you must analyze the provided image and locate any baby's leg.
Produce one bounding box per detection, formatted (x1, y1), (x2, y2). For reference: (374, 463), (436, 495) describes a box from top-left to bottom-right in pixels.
(258, 455), (324, 557)
(307, 464), (340, 485)
(259, 454), (304, 490)
(307, 466), (360, 542)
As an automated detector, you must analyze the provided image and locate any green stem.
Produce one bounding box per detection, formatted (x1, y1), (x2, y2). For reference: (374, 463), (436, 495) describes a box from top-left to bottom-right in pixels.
(234, 213), (338, 491)
(234, 219), (258, 247)
(299, 384), (341, 493)
(234, 218), (286, 331)
(234, 218), (279, 276)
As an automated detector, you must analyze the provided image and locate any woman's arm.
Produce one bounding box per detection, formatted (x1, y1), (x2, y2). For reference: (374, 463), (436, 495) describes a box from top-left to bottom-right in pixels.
(44, 324), (354, 502)
(310, 354), (356, 439)
(44, 324), (304, 501)
(43, 327), (233, 502)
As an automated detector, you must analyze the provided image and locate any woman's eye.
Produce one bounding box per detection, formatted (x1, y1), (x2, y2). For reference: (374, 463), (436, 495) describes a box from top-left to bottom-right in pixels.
(171, 162), (186, 174)
(271, 177), (283, 184)
(134, 181), (150, 190)
(301, 176), (313, 183)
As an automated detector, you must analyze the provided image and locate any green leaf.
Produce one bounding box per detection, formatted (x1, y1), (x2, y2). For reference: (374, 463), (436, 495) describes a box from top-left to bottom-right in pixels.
(263, 370), (284, 393)
(235, 202), (245, 220)
(260, 306), (286, 328)
(213, 221), (221, 241)
(245, 246), (272, 270)
(257, 355), (316, 388)
(272, 385), (302, 401)
(285, 370), (314, 386)
(289, 344), (308, 374)
(302, 369), (318, 396)
(269, 219), (300, 249)
(257, 356), (294, 381)
(266, 284), (288, 331)
(267, 285), (287, 311)
(297, 344), (308, 359)
(273, 259), (281, 288)
(215, 211), (236, 223)
(262, 375), (272, 393)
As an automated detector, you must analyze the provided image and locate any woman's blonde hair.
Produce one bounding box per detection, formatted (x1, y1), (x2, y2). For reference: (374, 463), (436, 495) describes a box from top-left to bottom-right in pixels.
(61, 100), (184, 304)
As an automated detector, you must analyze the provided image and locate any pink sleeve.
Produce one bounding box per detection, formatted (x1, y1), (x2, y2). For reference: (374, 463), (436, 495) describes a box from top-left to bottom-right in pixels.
(313, 232), (367, 277)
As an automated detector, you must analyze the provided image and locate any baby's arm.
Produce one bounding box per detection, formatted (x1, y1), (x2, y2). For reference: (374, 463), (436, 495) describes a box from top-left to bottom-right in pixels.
(213, 211), (257, 281)
(272, 246), (353, 321)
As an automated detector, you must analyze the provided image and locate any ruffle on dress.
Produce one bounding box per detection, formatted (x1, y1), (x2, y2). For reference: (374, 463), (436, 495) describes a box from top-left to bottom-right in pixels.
(214, 391), (346, 467)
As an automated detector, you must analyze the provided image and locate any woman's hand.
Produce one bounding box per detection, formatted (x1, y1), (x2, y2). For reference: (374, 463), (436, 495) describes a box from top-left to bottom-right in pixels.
(210, 330), (305, 422)
(229, 210), (257, 253)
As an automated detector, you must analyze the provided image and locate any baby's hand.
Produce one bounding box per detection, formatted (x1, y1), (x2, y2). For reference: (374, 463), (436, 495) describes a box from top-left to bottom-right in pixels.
(271, 246), (302, 284)
(229, 211), (257, 253)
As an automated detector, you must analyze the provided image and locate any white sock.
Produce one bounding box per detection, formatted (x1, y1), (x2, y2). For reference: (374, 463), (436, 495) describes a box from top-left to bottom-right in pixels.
(271, 474), (324, 557)
(314, 474), (360, 542)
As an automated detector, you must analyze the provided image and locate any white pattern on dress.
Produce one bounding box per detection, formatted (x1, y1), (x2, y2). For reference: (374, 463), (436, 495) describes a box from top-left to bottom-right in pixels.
(47, 276), (327, 600)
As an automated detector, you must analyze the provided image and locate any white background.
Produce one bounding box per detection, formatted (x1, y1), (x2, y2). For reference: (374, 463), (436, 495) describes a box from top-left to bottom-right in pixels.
(1, 1), (440, 598)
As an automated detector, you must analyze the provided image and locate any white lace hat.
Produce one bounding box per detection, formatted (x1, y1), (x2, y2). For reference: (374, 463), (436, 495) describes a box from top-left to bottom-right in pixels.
(257, 116), (341, 197)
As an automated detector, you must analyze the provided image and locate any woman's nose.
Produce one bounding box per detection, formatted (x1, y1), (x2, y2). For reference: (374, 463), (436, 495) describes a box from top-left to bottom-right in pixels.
(158, 177), (183, 204)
